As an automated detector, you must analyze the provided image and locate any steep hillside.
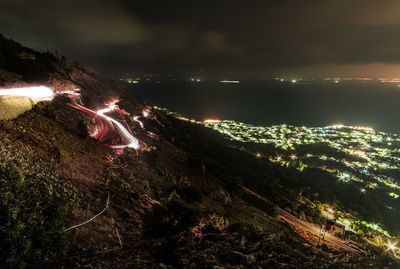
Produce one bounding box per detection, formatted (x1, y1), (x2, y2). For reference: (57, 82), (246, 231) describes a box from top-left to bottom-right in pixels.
(0, 34), (398, 268)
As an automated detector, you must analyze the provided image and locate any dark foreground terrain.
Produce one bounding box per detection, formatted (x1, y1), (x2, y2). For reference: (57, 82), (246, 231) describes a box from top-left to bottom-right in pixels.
(0, 34), (399, 268)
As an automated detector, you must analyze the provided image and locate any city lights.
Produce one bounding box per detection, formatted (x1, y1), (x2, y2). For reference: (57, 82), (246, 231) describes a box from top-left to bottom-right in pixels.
(220, 80), (240, 84)
(203, 119), (400, 238)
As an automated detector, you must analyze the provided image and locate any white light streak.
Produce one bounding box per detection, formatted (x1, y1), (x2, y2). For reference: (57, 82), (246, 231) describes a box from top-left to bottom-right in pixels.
(0, 86), (54, 100)
(97, 106), (140, 150)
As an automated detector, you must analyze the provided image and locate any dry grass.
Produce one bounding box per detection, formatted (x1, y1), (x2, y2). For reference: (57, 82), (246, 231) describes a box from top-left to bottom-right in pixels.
(0, 96), (37, 120)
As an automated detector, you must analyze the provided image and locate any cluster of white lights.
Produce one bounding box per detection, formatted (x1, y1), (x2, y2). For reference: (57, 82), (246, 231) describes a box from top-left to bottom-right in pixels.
(203, 119), (400, 238)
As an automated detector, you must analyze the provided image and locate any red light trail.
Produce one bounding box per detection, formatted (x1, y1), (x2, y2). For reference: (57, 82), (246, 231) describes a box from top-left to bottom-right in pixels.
(1, 85), (144, 150)
(65, 92), (142, 150)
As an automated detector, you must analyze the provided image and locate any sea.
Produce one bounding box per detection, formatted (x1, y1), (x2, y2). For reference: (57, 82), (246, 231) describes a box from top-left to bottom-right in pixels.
(129, 79), (400, 134)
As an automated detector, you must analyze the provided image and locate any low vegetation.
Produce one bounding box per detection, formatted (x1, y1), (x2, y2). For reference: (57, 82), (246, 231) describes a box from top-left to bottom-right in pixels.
(0, 164), (66, 268)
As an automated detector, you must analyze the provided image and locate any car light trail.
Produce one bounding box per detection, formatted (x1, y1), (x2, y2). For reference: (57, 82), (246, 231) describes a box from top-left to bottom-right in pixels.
(96, 105), (140, 150)
(132, 116), (144, 129)
(70, 102), (141, 150)
(0, 86), (54, 100)
(0, 85), (141, 149)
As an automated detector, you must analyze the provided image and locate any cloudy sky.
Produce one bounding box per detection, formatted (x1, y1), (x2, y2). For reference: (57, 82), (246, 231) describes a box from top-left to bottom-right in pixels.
(2, 0), (400, 78)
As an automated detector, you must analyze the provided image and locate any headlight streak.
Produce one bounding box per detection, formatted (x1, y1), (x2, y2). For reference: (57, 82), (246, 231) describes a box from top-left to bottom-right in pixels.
(96, 105), (140, 150)
(0, 86), (55, 100)
(4, 85), (151, 151)
(70, 100), (143, 150)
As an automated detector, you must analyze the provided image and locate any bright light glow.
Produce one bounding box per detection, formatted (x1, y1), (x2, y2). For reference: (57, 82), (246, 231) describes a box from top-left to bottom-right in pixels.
(0, 86), (54, 100)
(142, 109), (150, 118)
(386, 241), (398, 257)
(204, 119), (221, 124)
(133, 116), (144, 129)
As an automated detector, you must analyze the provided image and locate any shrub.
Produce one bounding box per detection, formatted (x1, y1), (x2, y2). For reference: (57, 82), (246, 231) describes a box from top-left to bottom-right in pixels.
(176, 185), (203, 203)
(242, 191), (278, 217)
(143, 195), (199, 238)
(225, 222), (257, 234)
(0, 165), (66, 268)
(151, 238), (180, 267)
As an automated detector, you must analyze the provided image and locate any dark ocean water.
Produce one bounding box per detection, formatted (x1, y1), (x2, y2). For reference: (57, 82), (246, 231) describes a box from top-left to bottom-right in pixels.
(130, 80), (400, 134)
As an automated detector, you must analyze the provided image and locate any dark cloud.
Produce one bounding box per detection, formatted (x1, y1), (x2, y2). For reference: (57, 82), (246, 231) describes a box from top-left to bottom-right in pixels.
(1, 0), (400, 77)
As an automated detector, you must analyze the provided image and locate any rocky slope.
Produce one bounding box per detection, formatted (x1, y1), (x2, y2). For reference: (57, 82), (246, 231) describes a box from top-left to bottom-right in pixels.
(0, 34), (399, 268)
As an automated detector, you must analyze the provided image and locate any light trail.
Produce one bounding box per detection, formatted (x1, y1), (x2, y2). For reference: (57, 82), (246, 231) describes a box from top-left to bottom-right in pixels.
(96, 105), (140, 150)
(0, 86), (54, 100)
(132, 116), (144, 129)
(58, 88), (143, 150)
(2, 85), (143, 150)
(71, 102), (141, 150)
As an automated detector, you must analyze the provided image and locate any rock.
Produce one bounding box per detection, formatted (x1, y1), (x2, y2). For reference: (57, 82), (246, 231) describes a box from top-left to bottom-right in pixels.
(201, 233), (228, 242)
(246, 242), (262, 253)
(260, 259), (278, 268)
(220, 251), (248, 265)
(246, 254), (256, 264)
(328, 263), (342, 269)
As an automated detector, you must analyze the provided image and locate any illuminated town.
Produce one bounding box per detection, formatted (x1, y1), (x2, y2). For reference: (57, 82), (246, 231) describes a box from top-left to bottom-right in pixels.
(4, 0), (400, 267)
(202, 119), (400, 238)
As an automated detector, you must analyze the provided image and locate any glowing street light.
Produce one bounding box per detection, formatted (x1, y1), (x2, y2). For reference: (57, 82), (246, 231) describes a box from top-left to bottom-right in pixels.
(386, 241), (398, 257)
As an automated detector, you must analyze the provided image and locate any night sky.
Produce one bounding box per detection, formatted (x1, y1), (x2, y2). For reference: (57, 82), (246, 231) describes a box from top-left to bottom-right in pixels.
(2, 0), (400, 78)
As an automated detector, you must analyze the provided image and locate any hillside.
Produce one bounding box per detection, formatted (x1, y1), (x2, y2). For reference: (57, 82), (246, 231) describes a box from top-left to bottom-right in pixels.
(202, 120), (400, 235)
(0, 34), (399, 268)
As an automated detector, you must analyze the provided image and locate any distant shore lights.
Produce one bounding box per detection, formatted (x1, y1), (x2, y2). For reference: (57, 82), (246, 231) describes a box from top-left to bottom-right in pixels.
(220, 80), (240, 84)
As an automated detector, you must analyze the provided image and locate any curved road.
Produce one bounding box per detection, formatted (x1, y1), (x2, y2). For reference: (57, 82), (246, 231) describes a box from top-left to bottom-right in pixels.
(242, 187), (363, 254)
(278, 208), (363, 253)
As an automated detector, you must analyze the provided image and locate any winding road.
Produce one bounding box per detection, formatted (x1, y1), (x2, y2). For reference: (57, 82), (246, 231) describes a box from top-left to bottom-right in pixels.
(242, 187), (363, 254)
